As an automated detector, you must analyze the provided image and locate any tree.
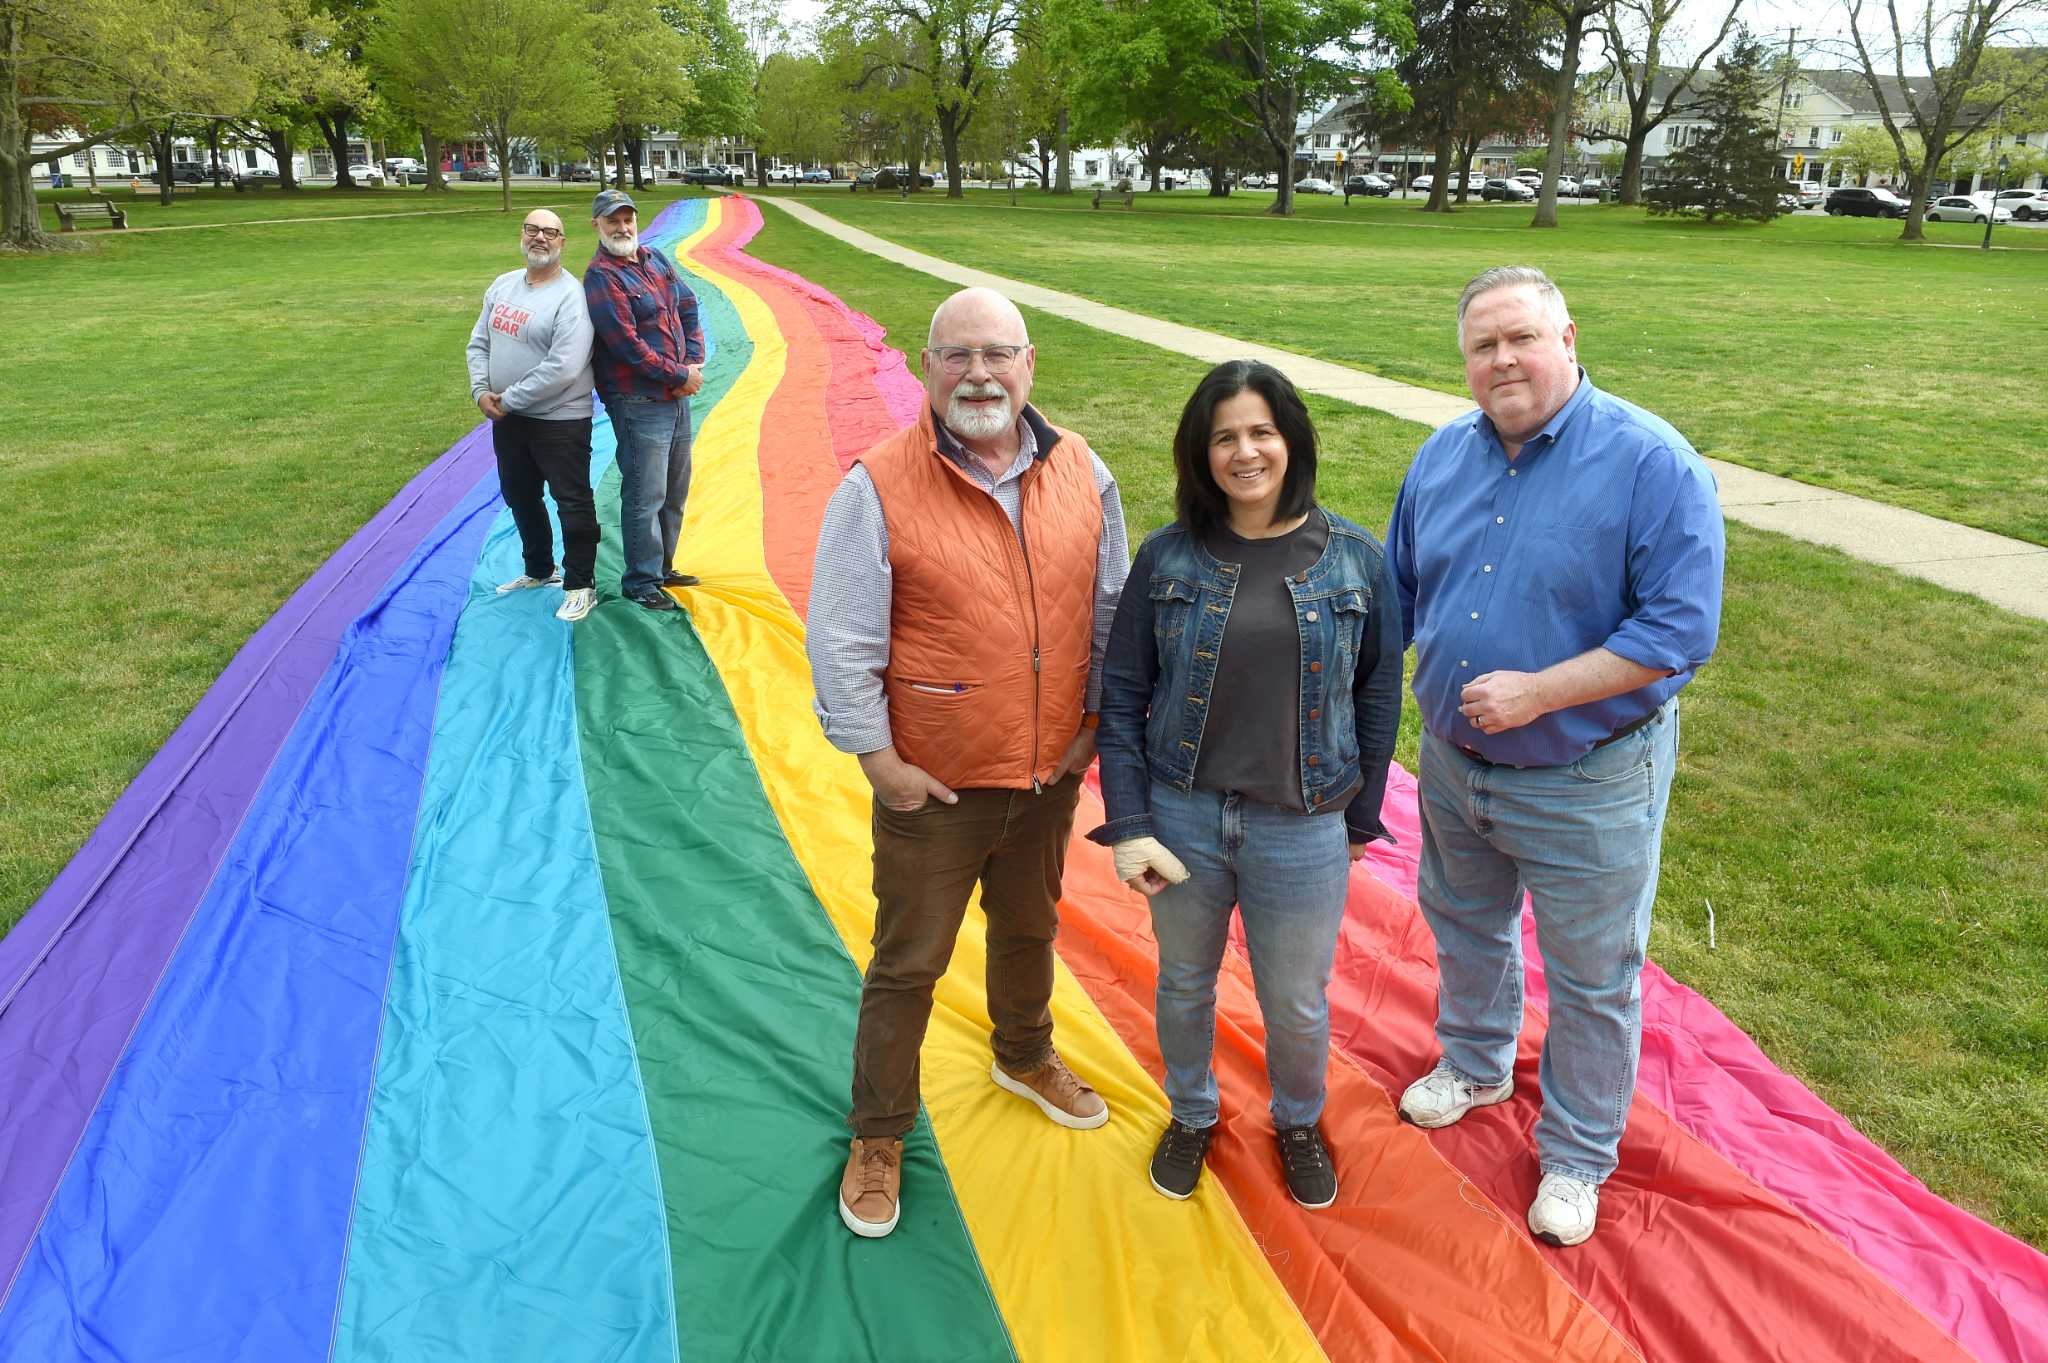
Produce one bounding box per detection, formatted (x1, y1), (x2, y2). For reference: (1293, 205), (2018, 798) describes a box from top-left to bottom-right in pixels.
(663, 0), (756, 177)
(229, 0), (374, 195)
(1590, 0), (1744, 203)
(303, 0), (378, 190)
(591, 0), (701, 190)
(1396, 0), (1552, 213)
(1826, 122), (1914, 183)
(1840, 0), (2048, 241)
(1217, 0), (1415, 217)
(1645, 27), (1784, 221)
(370, 0), (609, 212)
(827, 0), (1024, 198)
(1530, 0), (1600, 226)
(757, 53), (844, 174)
(2, 0), (289, 249)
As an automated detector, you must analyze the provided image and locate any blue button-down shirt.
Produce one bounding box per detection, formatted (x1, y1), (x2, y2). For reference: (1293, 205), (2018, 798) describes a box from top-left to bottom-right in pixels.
(1386, 371), (1724, 768)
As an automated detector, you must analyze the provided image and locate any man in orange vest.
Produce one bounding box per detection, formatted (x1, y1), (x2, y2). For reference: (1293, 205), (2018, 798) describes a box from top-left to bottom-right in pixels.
(809, 286), (1131, 1239)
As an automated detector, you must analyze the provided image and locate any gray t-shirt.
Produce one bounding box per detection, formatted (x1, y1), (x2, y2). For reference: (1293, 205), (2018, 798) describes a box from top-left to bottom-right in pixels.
(1192, 510), (1331, 811)
(464, 268), (595, 420)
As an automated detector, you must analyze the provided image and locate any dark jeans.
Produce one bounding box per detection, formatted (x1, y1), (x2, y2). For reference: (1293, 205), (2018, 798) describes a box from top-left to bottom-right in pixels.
(849, 776), (1083, 1139)
(492, 414), (597, 590)
(606, 395), (693, 596)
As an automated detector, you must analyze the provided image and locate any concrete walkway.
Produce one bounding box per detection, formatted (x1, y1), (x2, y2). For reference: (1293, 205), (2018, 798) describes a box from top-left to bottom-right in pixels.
(751, 193), (2048, 622)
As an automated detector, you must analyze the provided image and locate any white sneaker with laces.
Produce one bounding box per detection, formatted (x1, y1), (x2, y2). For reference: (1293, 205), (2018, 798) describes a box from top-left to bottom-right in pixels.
(1398, 1060), (1514, 1128)
(556, 587), (595, 622)
(497, 568), (562, 594)
(1527, 1171), (1600, 1247)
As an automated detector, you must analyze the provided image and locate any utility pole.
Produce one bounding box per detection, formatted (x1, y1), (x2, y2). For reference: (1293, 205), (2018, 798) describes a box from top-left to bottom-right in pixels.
(1773, 28), (1798, 179)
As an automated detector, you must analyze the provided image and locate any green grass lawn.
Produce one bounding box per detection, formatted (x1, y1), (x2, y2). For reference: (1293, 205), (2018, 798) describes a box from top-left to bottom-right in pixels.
(30, 181), (626, 232)
(757, 185), (2048, 546)
(1, 185), (2044, 1249)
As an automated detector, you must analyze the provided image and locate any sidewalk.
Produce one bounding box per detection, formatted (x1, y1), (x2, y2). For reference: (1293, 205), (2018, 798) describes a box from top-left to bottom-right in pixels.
(749, 193), (2048, 623)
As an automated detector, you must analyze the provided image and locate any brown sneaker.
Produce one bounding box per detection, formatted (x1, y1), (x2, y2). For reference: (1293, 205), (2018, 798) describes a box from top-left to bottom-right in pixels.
(991, 1054), (1110, 1129)
(838, 1137), (903, 1238)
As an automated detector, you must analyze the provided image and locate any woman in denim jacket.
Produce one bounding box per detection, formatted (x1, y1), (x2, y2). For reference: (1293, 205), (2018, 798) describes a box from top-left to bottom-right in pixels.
(1091, 360), (1402, 1208)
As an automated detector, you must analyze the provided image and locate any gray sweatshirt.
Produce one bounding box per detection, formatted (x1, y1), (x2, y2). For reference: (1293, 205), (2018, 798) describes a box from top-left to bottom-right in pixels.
(465, 268), (595, 420)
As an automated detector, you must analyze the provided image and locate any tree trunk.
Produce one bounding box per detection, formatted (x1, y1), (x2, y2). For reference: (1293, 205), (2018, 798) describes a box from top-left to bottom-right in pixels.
(940, 108), (964, 197)
(1620, 133), (1646, 203)
(153, 127), (176, 206)
(319, 113), (355, 189)
(266, 127), (299, 191)
(207, 123), (226, 187)
(1532, 6), (1590, 228)
(1455, 131), (1478, 204)
(1054, 106), (1071, 194)
(1209, 147), (1229, 196)
(1426, 124), (1454, 212)
(1266, 78), (1299, 217)
(614, 130), (628, 188)
(2, 139), (58, 250)
(495, 131), (513, 213)
(422, 131), (447, 191)
(627, 129), (645, 189)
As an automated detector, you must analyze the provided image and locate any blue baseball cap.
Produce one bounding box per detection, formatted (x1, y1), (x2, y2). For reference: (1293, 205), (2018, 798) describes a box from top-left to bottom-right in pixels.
(592, 188), (636, 219)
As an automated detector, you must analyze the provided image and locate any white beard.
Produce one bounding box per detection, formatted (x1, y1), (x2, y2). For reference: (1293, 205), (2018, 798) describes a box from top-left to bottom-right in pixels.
(599, 230), (638, 258)
(945, 384), (1014, 440)
(523, 245), (561, 270)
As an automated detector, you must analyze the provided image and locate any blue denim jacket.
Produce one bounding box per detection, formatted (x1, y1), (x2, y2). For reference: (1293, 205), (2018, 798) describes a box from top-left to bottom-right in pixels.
(1090, 508), (1403, 848)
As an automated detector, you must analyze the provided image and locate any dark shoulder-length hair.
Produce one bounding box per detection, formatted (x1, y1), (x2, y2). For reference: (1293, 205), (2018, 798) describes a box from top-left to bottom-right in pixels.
(1171, 359), (1319, 534)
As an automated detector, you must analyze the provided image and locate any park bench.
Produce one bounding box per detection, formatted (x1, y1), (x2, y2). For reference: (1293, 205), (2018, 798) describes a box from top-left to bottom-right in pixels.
(55, 196), (128, 232)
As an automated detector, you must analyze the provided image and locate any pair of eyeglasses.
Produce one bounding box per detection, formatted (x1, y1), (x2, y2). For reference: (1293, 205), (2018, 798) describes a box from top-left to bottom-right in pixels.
(521, 225), (565, 241)
(929, 344), (1024, 375)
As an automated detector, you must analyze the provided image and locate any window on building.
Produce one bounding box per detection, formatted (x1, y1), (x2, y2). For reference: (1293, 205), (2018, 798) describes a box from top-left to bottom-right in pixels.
(1085, 159), (1099, 176)
(245, 149), (259, 169)
(1830, 127), (1843, 144)
(1808, 126), (1820, 143)
(1785, 92), (1802, 108)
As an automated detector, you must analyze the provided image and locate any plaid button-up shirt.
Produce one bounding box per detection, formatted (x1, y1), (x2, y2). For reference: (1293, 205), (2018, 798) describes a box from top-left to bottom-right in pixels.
(582, 245), (705, 400)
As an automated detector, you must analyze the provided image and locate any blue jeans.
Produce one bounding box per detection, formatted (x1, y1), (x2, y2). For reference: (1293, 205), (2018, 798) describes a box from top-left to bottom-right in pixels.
(607, 395), (693, 596)
(1147, 781), (1351, 1130)
(1414, 704), (1678, 1184)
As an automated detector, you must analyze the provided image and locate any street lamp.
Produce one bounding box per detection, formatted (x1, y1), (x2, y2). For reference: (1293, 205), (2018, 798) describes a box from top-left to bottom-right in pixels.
(1982, 153), (2010, 251)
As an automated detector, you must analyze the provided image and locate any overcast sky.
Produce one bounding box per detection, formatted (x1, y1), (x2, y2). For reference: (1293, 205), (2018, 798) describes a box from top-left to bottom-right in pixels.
(761, 1), (2046, 77)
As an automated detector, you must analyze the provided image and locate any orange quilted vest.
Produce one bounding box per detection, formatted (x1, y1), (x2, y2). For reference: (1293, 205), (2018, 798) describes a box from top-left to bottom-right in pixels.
(859, 406), (1102, 791)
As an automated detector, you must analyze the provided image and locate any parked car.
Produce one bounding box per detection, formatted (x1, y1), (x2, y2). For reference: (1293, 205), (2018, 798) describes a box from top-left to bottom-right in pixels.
(1513, 168), (1542, 184)
(1294, 176), (1336, 194)
(344, 162), (385, 186)
(149, 161), (209, 185)
(1825, 186), (1909, 218)
(885, 165), (936, 187)
(1551, 176), (1582, 196)
(459, 162), (500, 181)
(766, 165), (798, 183)
(681, 164), (740, 185)
(1993, 188), (2048, 220)
(1579, 176), (1613, 196)
(1482, 177), (1536, 202)
(1791, 180), (1825, 208)
(802, 167), (833, 183)
(1925, 194), (2012, 224)
(559, 163), (597, 182)
(1343, 174), (1392, 197)
(232, 168), (281, 191)
(1239, 173), (1269, 189)
(854, 168), (879, 187)
(384, 157), (425, 179)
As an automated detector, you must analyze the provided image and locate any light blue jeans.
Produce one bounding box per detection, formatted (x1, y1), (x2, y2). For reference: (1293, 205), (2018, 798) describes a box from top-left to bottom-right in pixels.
(607, 395), (693, 597)
(1147, 781), (1352, 1131)
(1414, 704), (1678, 1184)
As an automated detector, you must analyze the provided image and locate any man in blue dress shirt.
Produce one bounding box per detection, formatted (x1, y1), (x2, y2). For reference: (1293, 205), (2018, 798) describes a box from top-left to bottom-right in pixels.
(1385, 265), (1725, 1248)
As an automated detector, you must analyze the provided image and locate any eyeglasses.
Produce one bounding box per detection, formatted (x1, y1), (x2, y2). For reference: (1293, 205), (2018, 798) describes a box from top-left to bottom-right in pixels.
(929, 344), (1025, 375)
(521, 225), (564, 241)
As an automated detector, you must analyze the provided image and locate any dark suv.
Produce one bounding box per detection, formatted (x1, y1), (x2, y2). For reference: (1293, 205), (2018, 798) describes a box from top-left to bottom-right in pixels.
(682, 164), (740, 185)
(1825, 186), (1910, 218)
(1343, 175), (1391, 197)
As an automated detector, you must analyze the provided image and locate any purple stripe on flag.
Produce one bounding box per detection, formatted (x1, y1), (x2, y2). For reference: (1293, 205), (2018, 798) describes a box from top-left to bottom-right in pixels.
(0, 426), (496, 1295)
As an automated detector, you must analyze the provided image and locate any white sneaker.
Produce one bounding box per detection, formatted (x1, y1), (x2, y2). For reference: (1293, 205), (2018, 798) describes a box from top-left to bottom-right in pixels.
(1397, 1060), (1514, 1128)
(497, 568), (562, 594)
(1527, 1171), (1600, 1247)
(555, 587), (595, 622)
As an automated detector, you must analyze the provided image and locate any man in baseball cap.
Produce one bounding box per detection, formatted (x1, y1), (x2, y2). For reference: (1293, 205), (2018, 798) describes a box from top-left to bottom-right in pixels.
(582, 188), (706, 611)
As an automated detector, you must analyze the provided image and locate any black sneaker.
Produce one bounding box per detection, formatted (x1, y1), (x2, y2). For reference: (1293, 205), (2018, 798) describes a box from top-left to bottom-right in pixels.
(1277, 1124), (1337, 1209)
(629, 589), (679, 612)
(662, 571), (700, 587)
(1148, 1119), (1214, 1200)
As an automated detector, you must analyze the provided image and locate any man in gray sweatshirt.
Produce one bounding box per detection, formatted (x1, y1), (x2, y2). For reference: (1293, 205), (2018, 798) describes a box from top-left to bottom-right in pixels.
(465, 208), (600, 622)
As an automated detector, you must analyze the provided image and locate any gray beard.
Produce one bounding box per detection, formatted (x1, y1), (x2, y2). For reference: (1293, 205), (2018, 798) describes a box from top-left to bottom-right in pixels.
(945, 388), (1014, 441)
(523, 246), (561, 270)
(599, 232), (638, 258)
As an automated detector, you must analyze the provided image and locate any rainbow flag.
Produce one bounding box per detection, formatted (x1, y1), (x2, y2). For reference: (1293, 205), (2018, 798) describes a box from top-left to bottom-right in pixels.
(2, 195), (2041, 1362)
